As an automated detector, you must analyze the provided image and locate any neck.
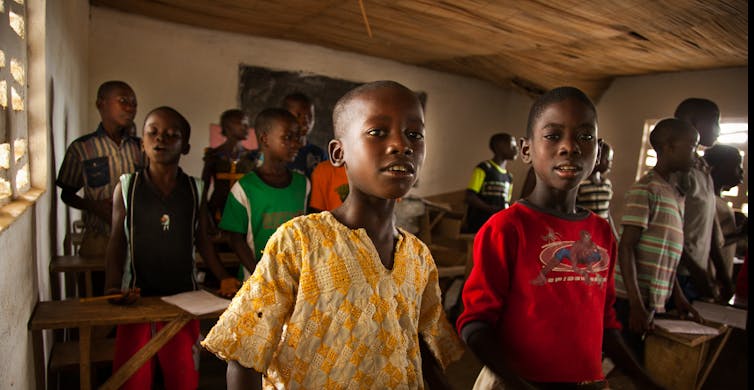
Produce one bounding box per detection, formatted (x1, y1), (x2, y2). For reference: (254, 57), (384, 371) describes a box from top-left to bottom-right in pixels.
(257, 158), (289, 175)
(652, 162), (673, 181)
(331, 190), (397, 239)
(101, 122), (126, 144)
(712, 183), (723, 197)
(525, 184), (579, 215)
(492, 157), (507, 167)
(146, 162), (180, 196)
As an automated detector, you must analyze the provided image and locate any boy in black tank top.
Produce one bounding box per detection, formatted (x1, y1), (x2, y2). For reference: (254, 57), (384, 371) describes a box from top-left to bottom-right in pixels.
(104, 106), (240, 389)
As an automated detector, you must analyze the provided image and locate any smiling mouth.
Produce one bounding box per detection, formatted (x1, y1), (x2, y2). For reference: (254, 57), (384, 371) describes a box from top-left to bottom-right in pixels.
(383, 164), (415, 175)
(554, 164), (582, 176)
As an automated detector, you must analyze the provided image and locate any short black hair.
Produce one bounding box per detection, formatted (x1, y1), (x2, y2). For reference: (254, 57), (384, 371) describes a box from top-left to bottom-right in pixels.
(489, 133), (513, 151)
(220, 109), (246, 135)
(525, 86), (596, 138)
(332, 80), (418, 138)
(144, 106), (191, 142)
(254, 108), (297, 137)
(674, 98), (720, 122)
(96, 80), (133, 100)
(703, 144), (741, 168)
(649, 118), (693, 155)
(282, 92), (313, 108)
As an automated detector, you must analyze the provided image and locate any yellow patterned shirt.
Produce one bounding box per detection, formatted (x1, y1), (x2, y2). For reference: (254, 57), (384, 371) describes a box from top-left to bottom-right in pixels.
(202, 211), (464, 389)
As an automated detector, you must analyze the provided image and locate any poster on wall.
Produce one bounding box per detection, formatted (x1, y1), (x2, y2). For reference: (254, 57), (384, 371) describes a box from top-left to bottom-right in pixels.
(235, 65), (427, 153)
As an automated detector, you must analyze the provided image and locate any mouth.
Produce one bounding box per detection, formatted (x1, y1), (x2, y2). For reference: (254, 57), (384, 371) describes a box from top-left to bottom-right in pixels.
(553, 163), (582, 178)
(382, 162), (416, 176)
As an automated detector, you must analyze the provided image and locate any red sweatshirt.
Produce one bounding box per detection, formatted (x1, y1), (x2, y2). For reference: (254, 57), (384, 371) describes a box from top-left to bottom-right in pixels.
(457, 201), (621, 383)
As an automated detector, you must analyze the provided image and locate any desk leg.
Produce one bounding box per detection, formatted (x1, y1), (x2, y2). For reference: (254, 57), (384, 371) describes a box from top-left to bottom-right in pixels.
(99, 316), (191, 390)
(32, 329), (45, 390)
(84, 271), (93, 298)
(696, 327), (733, 390)
(79, 326), (91, 390)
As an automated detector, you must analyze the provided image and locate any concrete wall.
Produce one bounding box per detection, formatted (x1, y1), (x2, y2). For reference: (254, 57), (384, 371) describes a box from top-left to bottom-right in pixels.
(0, 0), (90, 388)
(597, 67), (748, 223)
(87, 7), (534, 197)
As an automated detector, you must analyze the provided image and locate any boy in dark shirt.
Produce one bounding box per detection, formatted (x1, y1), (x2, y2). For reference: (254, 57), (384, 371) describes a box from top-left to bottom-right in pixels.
(104, 106), (239, 389)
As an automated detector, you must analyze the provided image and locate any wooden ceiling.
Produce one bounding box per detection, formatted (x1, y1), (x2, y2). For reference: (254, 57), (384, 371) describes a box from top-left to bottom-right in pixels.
(90, 0), (748, 101)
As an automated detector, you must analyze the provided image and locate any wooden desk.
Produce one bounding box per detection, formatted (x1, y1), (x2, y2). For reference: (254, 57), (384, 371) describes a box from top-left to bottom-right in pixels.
(29, 297), (223, 390)
(50, 255), (105, 298)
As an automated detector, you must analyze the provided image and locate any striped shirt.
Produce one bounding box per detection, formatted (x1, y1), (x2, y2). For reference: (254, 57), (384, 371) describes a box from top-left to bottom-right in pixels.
(576, 177), (613, 219)
(56, 124), (143, 235)
(615, 170), (684, 312)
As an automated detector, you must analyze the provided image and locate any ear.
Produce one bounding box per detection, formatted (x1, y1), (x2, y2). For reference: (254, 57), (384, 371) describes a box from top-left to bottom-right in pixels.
(519, 137), (532, 164)
(95, 97), (104, 111)
(329, 139), (345, 167)
(182, 143), (191, 155)
(258, 131), (268, 148)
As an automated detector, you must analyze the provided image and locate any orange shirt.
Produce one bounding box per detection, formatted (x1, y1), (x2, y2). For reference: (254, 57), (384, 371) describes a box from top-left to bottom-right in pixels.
(309, 161), (349, 211)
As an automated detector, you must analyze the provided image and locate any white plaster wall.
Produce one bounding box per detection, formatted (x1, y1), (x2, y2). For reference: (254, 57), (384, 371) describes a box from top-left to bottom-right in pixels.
(87, 7), (534, 197)
(597, 67), (748, 223)
(0, 0), (89, 388)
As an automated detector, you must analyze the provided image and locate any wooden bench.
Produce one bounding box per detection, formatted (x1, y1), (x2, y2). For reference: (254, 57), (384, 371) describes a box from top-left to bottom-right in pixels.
(49, 338), (115, 371)
(50, 255), (105, 298)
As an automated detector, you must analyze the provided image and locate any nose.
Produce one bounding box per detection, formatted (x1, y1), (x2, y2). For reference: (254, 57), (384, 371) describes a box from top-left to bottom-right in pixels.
(558, 135), (581, 155)
(387, 130), (413, 155)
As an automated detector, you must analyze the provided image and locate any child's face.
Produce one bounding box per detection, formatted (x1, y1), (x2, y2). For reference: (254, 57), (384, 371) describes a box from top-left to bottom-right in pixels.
(225, 114), (250, 141)
(97, 86), (137, 129)
(285, 100), (315, 138)
(260, 119), (302, 163)
(521, 98), (598, 192)
(493, 137), (518, 161)
(666, 130), (699, 172)
(714, 153), (744, 190)
(695, 111), (721, 147)
(333, 87), (425, 200)
(142, 111), (189, 165)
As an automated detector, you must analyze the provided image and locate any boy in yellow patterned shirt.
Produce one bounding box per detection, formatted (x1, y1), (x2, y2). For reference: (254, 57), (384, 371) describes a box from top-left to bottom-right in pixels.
(202, 81), (464, 389)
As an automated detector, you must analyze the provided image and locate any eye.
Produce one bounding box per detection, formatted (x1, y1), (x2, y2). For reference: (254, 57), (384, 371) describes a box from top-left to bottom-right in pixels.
(578, 133), (594, 141)
(406, 130), (424, 140)
(543, 134), (560, 141)
(367, 128), (386, 137)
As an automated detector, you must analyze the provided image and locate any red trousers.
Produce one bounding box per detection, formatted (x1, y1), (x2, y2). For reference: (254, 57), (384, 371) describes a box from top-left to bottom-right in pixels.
(113, 319), (200, 390)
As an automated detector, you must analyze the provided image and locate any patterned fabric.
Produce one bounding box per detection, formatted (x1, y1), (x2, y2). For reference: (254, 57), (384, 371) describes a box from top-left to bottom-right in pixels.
(289, 142), (328, 178)
(202, 212), (464, 389)
(466, 160), (513, 232)
(56, 124), (144, 234)
(219, 171), (310, 279)
(615, 170), (685, 312)
(672, 156), (716, 276)
(309, 160), (349, 211)
(576, 177), (613, 219)
(457, 201), (620, 383)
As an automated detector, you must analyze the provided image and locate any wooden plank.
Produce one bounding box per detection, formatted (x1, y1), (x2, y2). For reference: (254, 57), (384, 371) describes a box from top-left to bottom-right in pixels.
(49, 339), (116, 370)
(49, 255), (105, 273)
(99, 316), (191, 390)
(79, 326), (91, 390)
(28, 297), (185, 330)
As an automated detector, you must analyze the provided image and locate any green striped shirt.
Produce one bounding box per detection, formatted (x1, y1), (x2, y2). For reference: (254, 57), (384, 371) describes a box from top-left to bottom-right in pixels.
(615, 170), (684, 312)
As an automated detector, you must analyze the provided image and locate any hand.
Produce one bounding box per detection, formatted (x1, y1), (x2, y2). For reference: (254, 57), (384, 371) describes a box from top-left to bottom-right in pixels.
(717, 279), (735, 304)
(105, 287), (141, 305)
(673, 292), (703, 323)
(218, 277), (241, 298)
(628, 304), (654, 334)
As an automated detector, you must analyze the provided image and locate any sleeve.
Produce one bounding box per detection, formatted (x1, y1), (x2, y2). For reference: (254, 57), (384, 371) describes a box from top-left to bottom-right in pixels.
(218, 181), (250, 234)
(620, 182), (651, 230)
(507, 173), (514, 203)
(602, 230), (622, 329)
(417, 244), (465, 369)
(309, 162), (328, 211)
(56, 142), (84, 191)
(456, 216), (514, 333)
(466, 167), (486, 193)
(201, 224), (300, 371)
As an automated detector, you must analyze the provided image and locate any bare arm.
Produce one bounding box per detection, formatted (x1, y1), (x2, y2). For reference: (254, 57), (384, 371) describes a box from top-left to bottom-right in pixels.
(61, 187), (112, 224)
(617, 225), (653, 333)
(226, 360), (262, 390)
(466, 189), (501, 215)
(420, 338), (452, 390)
(104, 183), (127, 293)
(197, 201), (239, 297)
(679, 251), (717, 299)
(708, 222), (734, 302)
(228, 231), (257, 276)
(464, 324), (537, 389)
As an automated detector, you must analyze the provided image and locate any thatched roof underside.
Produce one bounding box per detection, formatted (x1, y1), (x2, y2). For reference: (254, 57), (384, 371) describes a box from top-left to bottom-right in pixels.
(91, 0), (748, 101)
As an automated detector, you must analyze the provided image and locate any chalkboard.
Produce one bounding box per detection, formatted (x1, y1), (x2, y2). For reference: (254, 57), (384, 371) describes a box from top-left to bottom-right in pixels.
(238, 65), (426, 152)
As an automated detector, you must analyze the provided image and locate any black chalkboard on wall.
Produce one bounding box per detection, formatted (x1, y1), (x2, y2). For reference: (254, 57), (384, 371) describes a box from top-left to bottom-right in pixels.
(238, 65), (427, 152)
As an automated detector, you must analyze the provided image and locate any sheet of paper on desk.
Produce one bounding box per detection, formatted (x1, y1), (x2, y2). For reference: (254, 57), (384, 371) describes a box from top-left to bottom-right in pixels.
(653, 319), (721, 335)
(161, 290), (231, 316)
(692, 301), (747, 330)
